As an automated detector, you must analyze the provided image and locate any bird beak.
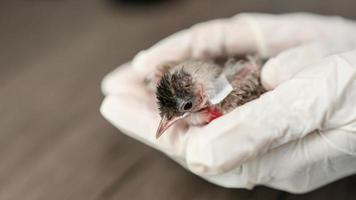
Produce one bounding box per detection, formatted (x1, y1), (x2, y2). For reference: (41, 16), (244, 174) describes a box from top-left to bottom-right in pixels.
(156, 113), (189, 138)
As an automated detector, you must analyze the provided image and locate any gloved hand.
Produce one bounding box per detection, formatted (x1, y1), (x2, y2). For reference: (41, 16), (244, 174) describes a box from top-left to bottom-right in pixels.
(100, 13), (356, 193)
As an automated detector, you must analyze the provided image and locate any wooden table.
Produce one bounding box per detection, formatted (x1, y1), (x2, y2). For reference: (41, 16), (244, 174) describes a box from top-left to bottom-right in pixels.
(1, 0), (355, 199)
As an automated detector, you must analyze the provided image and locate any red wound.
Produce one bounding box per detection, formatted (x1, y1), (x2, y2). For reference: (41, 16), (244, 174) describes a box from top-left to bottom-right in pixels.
(206, 107), (223, 123)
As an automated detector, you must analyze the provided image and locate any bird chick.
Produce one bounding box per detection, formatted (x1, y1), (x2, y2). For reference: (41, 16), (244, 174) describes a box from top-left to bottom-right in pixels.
(153, 57), (266, 138)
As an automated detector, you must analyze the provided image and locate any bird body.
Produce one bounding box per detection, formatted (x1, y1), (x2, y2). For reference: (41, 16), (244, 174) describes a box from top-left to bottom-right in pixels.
(150, 57), (266, 138)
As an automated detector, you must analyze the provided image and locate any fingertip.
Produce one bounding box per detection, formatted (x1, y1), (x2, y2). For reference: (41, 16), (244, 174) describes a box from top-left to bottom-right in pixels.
(261, 57), (281, 90)
(101, 63), (131, 95)
(101, 63), (147, 96)
(132, 50), (155, 77)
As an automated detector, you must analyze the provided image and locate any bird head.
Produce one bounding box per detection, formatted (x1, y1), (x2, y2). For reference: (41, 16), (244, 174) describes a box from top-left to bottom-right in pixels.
(155, 68), (209, 138)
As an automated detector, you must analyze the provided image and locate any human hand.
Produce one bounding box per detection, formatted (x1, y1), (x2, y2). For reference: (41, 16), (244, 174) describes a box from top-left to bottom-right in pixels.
(101, 13), (356, 193)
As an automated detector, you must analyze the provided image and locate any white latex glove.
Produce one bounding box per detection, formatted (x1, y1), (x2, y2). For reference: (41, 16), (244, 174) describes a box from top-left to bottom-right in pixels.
(100, 13), (356, 193)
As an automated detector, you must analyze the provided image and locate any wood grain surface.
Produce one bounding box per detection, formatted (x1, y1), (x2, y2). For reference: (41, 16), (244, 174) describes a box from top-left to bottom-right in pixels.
(1, 0), (355, 199)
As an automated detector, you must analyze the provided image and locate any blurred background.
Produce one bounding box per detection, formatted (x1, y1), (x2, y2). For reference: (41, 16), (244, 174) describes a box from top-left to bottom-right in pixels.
(1, 0), (356, 199)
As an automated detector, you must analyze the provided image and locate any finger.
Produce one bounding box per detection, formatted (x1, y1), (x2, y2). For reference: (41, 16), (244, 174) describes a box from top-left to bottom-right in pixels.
(101, 62), (192, 159)
(132, 13), (351, 76)
(184, 53), (356, 175)
(100, 93), (190, 159)
(201, 129), (356, 193)
(131, 16), (257, 76)
(253, 128), (356, 193)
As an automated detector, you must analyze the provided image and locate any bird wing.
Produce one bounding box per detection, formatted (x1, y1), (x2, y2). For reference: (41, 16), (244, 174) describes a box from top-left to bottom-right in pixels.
(217, 56), (266, 113)
(222, 56), (262, 81)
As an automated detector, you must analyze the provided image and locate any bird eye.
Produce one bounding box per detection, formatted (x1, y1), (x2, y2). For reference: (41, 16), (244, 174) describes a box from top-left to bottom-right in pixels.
(182, 101), (193, 111)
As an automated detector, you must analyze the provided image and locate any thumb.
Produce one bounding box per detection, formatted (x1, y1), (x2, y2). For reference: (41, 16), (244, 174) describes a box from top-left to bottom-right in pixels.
(262, 37), (356, 90)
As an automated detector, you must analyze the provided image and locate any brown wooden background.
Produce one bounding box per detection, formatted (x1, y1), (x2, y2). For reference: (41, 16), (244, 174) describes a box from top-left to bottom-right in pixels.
(1, 0), (356, 199)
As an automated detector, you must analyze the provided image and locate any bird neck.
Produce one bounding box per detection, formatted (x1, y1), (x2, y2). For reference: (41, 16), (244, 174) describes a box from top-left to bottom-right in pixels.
(204, 106), (223, 123)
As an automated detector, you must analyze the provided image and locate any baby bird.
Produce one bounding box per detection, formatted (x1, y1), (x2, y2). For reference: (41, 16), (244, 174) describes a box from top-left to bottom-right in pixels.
(152, 57), (266, 138)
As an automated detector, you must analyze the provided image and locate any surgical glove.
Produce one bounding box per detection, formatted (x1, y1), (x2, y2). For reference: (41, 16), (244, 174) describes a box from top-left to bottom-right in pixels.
(100, 13), (356, 193)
